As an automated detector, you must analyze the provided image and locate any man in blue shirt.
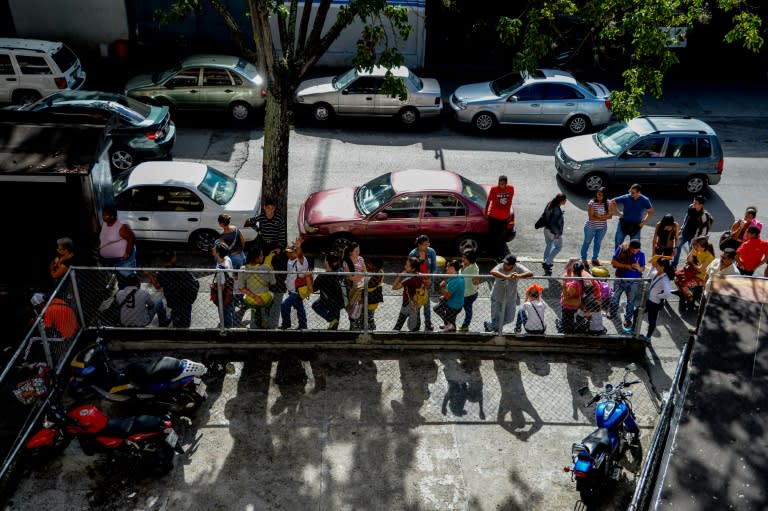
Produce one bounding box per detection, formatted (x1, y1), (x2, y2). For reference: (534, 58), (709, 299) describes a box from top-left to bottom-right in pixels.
(610, 183), (654, 249)
(609, 239), (646, 333)
(435, 260), (465, 332)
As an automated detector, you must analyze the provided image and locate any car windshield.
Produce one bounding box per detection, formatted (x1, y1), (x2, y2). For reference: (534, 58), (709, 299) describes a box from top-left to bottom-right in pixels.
(198, 166), (238, 205)
(595, 121), (643, 155)
(406, 70), (423, 90)
(153, 65), (181, 84)
(355, 173), (395, 215)
(459, 176), (488, 207)
(332, 68), (358, 90)
(112, 169), (131, 194)
(490, 72), (525, 96)
(235, 59), (264, 85)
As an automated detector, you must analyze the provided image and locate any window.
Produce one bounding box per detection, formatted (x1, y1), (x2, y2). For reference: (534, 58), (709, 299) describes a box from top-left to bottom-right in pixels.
(203, 68), (232, 86)
(159, 188), (203, 211)
(697, 137), (713, 157)
(425, 195), (466, 218)
(665, 136), (697, 158)
(382, 194), (422, 219)
(345, 76), (380, 94)
(116, 187), (159, 211)
(627, 136), (666, 158)
(166, 68), (199, 87)
(16, 55), (51, 75)
(0, 54), (13, 75)
(514, 84), (547, 101)
(546, 84), (582, 100)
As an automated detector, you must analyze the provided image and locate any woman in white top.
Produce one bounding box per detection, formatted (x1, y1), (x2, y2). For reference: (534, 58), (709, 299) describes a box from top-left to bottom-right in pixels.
(580, 187), (612, 268)
(514, 284), (547, 335)
(641, 255), (674, 344)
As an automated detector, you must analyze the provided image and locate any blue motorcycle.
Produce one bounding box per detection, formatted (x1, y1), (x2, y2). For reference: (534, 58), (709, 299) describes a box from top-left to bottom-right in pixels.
(566, 363), (643, 506)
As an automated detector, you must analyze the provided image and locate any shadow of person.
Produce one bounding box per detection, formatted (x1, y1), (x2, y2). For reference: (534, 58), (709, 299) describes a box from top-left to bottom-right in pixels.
(441, 357), (486, 420)
(271, 355), (309, 416)
(494, 358), (543, 441)
(391, 356), (438, 427)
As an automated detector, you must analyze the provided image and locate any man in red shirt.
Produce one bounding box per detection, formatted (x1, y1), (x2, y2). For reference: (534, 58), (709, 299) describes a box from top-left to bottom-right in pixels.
(735, 226), (768, 276)
(31, 293), (80, 339)
(485, 175), (514, 261)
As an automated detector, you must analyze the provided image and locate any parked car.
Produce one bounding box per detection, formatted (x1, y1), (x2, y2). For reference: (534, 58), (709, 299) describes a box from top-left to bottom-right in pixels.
(124, 54), (267, 122)
(12, 90), (175, 172)
(297, 169), (515, 254)
(294, 65), (442, 126)
(448, 68), (611, 135)
(0, 38), (86, 105)
(555, 115), (724, 194)
(113, 162), (261, 251)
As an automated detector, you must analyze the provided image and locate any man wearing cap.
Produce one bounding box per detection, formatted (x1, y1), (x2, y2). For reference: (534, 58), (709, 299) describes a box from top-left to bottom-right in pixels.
(483, 254), (533, 333)
(30, 293), (79, 339)
(280, 240), (312, 330)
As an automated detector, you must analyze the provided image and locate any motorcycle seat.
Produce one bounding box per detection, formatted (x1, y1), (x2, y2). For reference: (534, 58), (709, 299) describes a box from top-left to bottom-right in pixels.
(124, 357), (184, 384)
(582, 428), (612, 457)
(104, 415), (167, 436)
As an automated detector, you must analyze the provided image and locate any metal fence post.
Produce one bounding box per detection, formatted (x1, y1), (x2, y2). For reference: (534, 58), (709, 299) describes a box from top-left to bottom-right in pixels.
(633, 278), (650, 337)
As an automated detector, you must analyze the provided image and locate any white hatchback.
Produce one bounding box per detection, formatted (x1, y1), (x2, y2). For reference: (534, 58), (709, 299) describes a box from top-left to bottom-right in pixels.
(113, 162), (261, 251)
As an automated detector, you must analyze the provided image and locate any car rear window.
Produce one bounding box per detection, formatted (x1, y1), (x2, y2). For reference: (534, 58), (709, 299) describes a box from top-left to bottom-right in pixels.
(51, 45), (77, 72)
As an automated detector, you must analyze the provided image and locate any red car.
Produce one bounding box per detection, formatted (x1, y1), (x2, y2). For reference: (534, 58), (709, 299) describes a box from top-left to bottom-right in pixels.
(298, 169), (515, 254)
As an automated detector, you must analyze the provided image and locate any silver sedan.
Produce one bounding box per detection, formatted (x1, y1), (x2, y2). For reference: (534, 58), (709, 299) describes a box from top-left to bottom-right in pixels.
(448, 69), (612, 135)
(294, 65), (442, 126)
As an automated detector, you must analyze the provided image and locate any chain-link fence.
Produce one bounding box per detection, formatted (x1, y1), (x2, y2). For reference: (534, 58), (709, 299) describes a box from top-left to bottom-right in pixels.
(70, 266), (649, 337)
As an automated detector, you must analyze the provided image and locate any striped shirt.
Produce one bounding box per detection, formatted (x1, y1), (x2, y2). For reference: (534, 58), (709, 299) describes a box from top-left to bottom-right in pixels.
(248, 211), (287, 247)
(585, 200), (609, 230)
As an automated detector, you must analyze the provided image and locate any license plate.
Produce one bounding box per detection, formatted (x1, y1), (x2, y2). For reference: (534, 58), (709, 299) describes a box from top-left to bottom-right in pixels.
(165, 429), (178, 447)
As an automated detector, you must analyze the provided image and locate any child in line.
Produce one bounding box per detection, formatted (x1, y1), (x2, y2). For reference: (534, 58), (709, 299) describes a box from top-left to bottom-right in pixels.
(311, 252), (344, 330)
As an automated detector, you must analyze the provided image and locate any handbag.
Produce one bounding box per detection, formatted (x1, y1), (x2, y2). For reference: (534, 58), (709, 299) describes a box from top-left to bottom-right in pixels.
(534, 208), (548, 229)
(210, 274), (234, 307)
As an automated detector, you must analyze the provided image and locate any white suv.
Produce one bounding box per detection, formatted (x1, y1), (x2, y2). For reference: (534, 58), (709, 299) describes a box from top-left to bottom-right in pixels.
(0, 38), (86, 105)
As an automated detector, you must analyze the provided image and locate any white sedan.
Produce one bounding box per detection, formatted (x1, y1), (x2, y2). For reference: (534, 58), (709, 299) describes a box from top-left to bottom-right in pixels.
(294, 65), (442, 126)
(113, 162), (261, 251)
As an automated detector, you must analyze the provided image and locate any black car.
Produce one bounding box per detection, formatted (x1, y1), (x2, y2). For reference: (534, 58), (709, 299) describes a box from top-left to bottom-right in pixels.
(14, 90), (175, 171)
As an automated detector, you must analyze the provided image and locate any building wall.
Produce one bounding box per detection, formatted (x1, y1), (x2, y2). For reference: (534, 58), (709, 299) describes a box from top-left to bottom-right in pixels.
(9, 0), (129, 47)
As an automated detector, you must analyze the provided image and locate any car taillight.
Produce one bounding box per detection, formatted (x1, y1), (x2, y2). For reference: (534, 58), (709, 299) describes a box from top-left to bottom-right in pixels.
(717, 159), (724, 174)
(145, 130), (164, 140)
(54, 77), (67, 89)
(604, 99), (612, 111)
(434, 97), (441, 105)
(260, 89), (267, 98)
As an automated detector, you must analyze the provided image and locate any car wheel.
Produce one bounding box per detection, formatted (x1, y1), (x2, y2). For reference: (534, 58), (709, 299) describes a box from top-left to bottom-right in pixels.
(313, 103), (334, 123)
(190, 229), (220, 252)
(685, 175), (707, 194)
(13, 90), (41, 105)
(110, 147), (135, 171)
(398, 107), (419, 126)
(567, 115), (591, 135)
(472, 112), (497, 132)
(583, 173), (607, 192)
(229, 101), (251, 122)
(458, 236), (479, 254)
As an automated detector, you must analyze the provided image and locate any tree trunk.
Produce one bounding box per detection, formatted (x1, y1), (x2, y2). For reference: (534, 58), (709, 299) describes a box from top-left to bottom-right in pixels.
(261, 67), (293, 245)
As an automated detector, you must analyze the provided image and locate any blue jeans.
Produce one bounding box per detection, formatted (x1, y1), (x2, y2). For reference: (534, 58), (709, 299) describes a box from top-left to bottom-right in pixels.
(229, 252), (245, 270)
(148, 299), (169, 326)
(610, 280), (641, 323)
(461, 292), (478, 328)
(102, 246), (137, 289)
(543, 229), (563, 265)
(281, 291), (307, 329)
(671, 233), (691, 267)
(615, 222), (642, 249)
(581, 225), (607, 261)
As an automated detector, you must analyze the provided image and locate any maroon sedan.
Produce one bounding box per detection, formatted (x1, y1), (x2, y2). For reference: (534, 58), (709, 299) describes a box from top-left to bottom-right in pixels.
(297, 169), (515, 254)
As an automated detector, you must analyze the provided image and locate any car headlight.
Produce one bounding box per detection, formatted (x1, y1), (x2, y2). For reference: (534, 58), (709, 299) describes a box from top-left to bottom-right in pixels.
(295, 94), (304, 104)
(303, 220), (318, 233)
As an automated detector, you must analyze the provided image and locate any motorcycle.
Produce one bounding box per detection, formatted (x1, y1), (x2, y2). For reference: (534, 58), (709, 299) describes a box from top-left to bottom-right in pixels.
(25, 403), (184, 476)
(565, 363), (643, 506)
(69, 337), (208, 415)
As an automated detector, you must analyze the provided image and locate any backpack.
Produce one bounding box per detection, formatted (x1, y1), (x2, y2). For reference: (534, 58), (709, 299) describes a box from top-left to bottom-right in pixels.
(176, 271), (200, 304)
(412, 281), (429, 307)
(562, 280), (582, 309)
(598, 280), (613, 301)
(702, 211), (714, 232)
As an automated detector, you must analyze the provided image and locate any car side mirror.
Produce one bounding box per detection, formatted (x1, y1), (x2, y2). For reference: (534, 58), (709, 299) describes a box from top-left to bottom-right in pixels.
(508, 95), (518, 103)
(342, 89), (349, 95)
(374, 212), (388, 221)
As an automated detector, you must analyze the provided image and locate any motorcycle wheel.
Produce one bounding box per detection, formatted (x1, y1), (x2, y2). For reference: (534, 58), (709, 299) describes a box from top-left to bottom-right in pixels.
(25, 434), (72, 469)
(623, 442), (644, 472)
(148, 441), (176, 476)
(577, 479), (601, 507)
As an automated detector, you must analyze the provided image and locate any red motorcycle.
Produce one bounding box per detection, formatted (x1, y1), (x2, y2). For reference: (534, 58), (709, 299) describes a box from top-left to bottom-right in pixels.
(25, 403), (184, 476)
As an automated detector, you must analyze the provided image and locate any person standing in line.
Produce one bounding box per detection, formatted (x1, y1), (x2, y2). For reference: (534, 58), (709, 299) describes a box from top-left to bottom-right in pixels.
(580, 187), (612, 269)
(723, 206), (762, 252)
(145, 249), (199, 328)
(238, 247), (276, 329)
(610, 184), (654, 249)
(484, 175), (514, 261)
(311, 252), (344, 330)
(483, 254), (533, 333)
(244, 197), (287, 254)
(99, 204), (137, 289)
(280, 240), (311, 330)
(673, 236), (715, 308)
(434, 259), (465, 332)
(212, 241), (235, 328)
(365, 257), (384, 330)
(652, 214), (680, 257)
(541, 193), (567, 276)
(640, 255), (674, 345)
(265, 243), (287, 329)
(735, 226), (768, 276)
(408, 234), (437, 331)
(609, 239), (646, 333)
(673, 195), (712, 267)
(49, 237), (80, 288)
(392, 257), (424, 332)
(458, 248), (480, 332)
(342, 241), (366, 330)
